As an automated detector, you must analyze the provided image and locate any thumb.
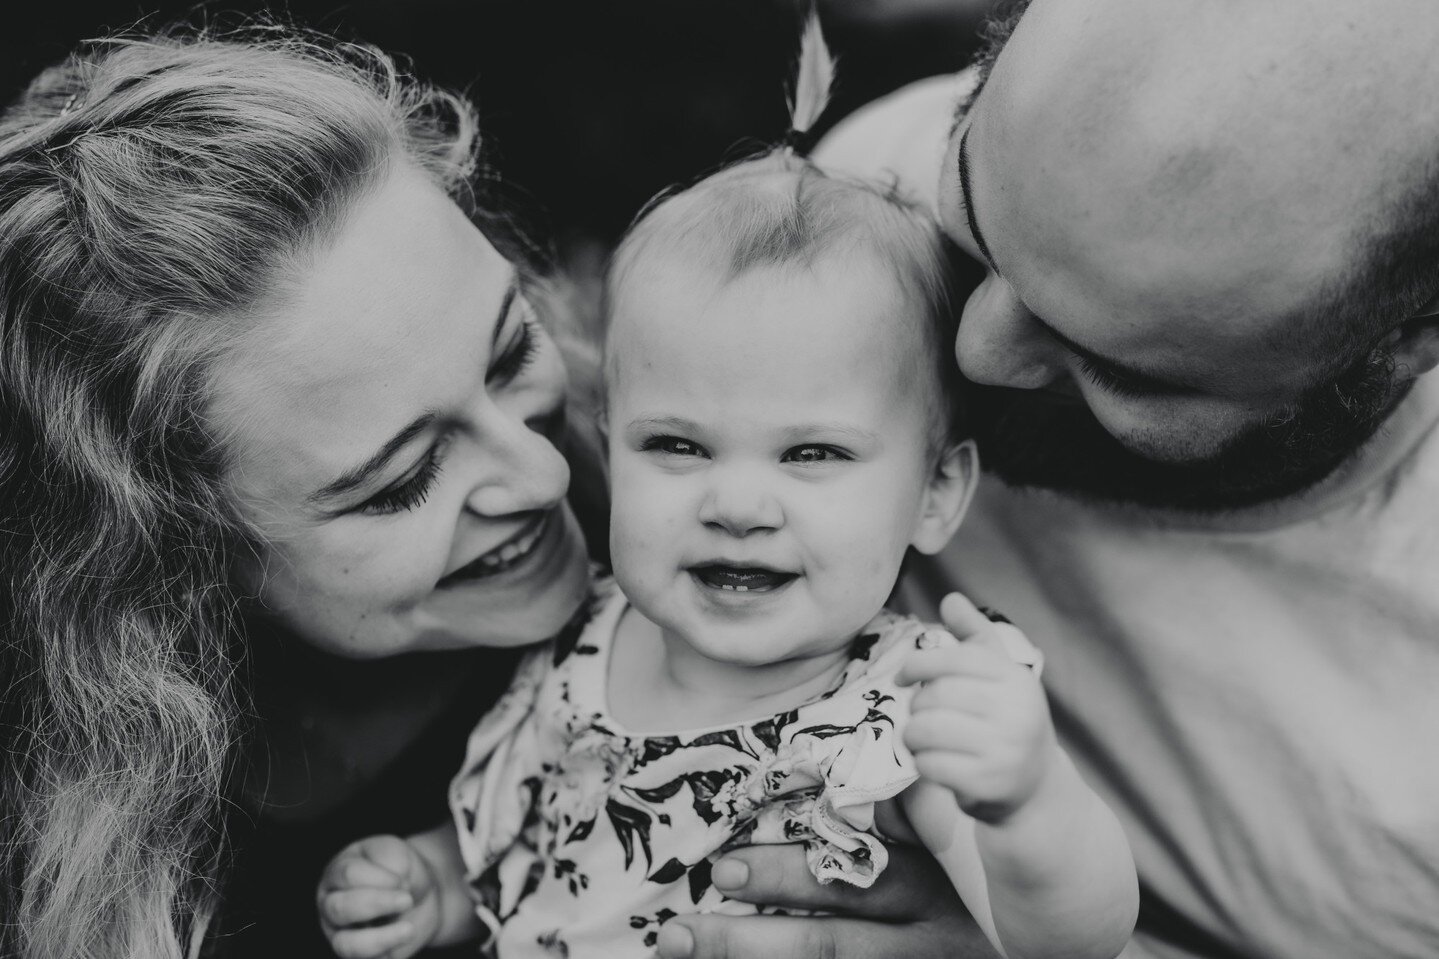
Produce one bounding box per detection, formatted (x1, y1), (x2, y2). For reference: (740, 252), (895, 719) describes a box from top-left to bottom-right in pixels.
(938, 595), (1036, 666)
(360, 835), (421, 882)
(938, 593), (996, 641)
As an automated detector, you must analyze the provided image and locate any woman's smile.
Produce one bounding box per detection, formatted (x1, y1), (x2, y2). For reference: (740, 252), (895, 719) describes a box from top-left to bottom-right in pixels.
(439, 509), (553, 586)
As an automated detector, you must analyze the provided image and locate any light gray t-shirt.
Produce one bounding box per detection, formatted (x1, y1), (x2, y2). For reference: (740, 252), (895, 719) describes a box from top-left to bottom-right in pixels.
(817, 73), (1439, 959)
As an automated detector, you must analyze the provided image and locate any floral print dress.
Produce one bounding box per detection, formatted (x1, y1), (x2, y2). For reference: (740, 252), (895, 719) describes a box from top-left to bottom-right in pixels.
(448, 578), (1032, 958)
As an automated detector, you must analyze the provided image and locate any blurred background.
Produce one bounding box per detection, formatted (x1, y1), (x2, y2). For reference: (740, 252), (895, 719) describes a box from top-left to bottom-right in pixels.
(2, 0), (1006, 268)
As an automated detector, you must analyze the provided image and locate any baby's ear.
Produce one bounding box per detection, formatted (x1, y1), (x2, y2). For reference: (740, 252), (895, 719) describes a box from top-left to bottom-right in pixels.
(911, 439), (979, 555)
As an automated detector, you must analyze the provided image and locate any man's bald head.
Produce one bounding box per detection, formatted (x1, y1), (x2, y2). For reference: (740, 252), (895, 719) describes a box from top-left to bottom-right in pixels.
(986, 0), (1439, 356)
(937, 0), (1439, 508)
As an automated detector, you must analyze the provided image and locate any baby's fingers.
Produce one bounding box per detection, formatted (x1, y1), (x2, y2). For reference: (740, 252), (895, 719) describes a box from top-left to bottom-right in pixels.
(321, 852), (406, 895)
(903, 708), (992, 757)
(897, 642), (1010, 688)
(329, 920), (420, 959)
(938, 593), (995, 640)
(319, 887), (415, 930)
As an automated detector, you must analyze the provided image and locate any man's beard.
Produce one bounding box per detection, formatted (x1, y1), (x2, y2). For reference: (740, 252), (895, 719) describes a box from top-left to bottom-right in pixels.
(963, 346), (1408, 511)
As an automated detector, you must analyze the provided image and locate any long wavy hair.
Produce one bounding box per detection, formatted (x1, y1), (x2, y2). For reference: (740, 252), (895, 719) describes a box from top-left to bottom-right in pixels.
(0, 27), (479, 958)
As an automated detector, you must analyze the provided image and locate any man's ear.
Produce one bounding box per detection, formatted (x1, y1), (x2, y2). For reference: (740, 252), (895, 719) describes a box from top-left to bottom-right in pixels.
(1389, 314), (1439, 379)
(911, 439), (979, 555)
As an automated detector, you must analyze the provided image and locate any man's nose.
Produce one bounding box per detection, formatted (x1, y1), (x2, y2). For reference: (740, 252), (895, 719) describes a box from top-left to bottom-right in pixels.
(697, 466), (783, 537)
(955, 276), (1067, 390)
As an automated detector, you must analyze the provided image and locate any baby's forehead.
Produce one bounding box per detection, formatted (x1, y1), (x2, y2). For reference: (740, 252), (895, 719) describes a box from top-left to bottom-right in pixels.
(608, 250), (924, 354)
(603, 252), (939, 419)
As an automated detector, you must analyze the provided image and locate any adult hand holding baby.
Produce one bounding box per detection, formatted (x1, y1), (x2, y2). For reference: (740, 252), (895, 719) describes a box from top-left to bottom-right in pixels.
(655, 842), (999, 959)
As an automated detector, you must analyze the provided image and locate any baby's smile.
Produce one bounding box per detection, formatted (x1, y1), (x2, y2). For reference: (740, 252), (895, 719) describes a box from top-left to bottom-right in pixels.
(688, 562), (798, 594)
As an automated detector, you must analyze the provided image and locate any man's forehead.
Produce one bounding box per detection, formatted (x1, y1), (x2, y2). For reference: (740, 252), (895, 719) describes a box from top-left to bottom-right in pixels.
(950, 1), (1430, 393)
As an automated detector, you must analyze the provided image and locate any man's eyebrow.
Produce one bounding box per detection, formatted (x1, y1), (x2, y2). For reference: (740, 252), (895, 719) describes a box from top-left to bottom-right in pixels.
(310, 278), (520, 505)
(1036, 316), (1191, 392)
(958, 126), (998, 271)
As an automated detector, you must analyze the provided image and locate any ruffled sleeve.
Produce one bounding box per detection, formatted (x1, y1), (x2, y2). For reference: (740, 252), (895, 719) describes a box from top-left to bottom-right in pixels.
(804, 688), (920, 887)
(448, 645), (551, 938)
(796, 613), (1042, 889)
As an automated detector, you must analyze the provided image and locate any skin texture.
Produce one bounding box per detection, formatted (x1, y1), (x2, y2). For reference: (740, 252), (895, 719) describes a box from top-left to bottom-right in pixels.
(210, 166), (592, 659)
(937, 0), (1439, 504)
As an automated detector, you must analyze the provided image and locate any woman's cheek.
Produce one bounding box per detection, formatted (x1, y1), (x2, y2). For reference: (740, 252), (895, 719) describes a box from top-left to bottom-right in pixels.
(310, 515), (446, 608)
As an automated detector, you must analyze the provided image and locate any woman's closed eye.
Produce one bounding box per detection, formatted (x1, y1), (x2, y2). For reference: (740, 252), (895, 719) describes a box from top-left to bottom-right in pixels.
(488, 300), (541, 385)
(359, 436), (452, 515)
(782, 444), (850, 464)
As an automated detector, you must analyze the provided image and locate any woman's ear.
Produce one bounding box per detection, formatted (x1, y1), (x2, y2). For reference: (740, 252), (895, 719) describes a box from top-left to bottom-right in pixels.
(911, 439), (979, 555)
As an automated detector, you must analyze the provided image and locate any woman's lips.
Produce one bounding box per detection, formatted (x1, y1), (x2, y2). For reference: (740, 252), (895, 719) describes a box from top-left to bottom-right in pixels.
(689, 563), (797, 593)
(438, 512), (550, 587)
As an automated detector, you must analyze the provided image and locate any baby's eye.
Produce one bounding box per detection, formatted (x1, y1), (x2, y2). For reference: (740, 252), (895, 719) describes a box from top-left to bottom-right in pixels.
(640, 435), (708, 458)
(783, 445), (848, 464)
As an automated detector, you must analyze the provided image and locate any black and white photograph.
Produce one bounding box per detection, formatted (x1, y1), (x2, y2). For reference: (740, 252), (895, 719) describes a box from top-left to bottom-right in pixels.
(2, 2), (1436, 957)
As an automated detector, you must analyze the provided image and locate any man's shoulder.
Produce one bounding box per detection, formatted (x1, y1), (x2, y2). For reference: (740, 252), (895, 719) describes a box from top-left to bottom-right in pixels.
(812, 70), (977, 209)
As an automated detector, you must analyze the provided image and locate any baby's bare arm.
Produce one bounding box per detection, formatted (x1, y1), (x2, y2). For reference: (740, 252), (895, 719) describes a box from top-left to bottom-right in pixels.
(407, 820), (487, 947)
(898, 594), (1138, 959)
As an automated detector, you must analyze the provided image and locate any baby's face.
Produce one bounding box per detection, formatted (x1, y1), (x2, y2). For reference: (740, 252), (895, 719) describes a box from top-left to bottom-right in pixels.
(606, 254), (952, 668)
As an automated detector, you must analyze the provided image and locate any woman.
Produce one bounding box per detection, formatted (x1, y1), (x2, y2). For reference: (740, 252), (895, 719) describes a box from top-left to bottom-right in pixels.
(0, 25), (971, 959)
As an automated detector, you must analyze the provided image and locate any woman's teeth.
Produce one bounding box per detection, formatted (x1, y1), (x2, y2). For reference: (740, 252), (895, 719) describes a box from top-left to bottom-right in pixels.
(477, 522), (544, 573)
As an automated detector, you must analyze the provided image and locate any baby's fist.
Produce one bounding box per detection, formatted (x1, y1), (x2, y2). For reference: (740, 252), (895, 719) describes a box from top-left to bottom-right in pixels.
(897, 600), (1057, 824)
(317, 834), (440, 959)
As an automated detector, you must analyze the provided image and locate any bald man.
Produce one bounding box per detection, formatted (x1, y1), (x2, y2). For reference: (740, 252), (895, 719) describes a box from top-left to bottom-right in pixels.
(816, 2), (1439, 957)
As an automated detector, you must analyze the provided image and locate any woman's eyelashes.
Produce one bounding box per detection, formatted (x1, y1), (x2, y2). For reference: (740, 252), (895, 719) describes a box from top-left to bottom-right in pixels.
(360, 438), (451, 516)
(488, 306), (541, 385)
(349, 303), (543, 519)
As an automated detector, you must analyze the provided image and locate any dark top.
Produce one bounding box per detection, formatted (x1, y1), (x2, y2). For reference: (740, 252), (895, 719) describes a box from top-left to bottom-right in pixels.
(206, 646), (522, 958)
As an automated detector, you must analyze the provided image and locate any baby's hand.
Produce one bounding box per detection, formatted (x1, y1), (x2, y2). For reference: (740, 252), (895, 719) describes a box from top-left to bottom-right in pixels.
(317, 834), (441, 959)
(897, 594), (1058, 826)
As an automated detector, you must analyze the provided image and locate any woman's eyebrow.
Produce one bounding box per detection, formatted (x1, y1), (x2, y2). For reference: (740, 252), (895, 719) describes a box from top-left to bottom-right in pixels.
(309, 277), (520, 505)
(308, 414), (436, 505)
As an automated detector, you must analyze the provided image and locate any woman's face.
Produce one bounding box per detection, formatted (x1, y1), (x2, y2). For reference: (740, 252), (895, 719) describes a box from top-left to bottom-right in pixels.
(208, 165), (592, 659)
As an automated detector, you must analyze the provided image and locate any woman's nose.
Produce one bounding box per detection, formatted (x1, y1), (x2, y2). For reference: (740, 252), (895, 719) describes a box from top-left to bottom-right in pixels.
(955, 276), (1067, 390)
(464, 405), (571, 517)
(697, 467), (783, 538)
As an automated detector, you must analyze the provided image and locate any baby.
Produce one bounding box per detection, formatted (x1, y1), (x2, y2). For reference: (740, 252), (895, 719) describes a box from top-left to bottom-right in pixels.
(318, 153), (1137, 959)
